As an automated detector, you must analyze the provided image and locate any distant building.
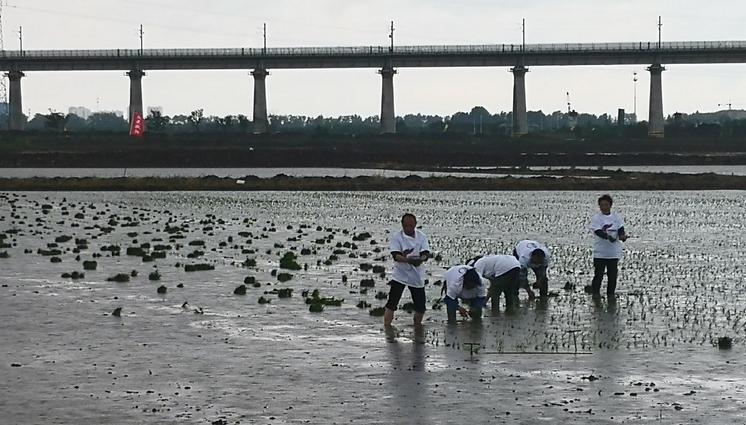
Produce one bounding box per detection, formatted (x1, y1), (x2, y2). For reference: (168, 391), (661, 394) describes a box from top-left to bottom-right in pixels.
(147, 106), (163, 116)
(68, 106), (92, 119)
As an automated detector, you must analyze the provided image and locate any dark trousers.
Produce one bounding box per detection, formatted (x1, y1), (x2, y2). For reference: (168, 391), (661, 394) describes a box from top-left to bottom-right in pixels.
(592, 258), (619, 296)
(489, 267), (521, 311)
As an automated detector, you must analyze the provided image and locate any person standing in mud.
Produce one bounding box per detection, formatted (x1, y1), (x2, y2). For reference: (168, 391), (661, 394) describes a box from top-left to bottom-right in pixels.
(589, 194), (628, 298)
(468, 254), (521, 311)
(442, 265), (489, 322)
(384, 213), (431, 327)
(513, 240), (551, 299)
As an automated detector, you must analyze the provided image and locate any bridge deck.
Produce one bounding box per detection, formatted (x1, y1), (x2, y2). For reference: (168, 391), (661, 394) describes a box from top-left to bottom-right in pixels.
(2, 41), (746, 71)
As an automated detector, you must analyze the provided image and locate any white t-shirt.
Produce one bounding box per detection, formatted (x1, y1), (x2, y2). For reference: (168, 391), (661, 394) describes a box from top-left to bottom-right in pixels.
(389, 229), (430, 288)
(473, 255), (520, 278)
(514, 240), (550, 269)
(589, 212), (625, 259)
(443, 265), (489, 300)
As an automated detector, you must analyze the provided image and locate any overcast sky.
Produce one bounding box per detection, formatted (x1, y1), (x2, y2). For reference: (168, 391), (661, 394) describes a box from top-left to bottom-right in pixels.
(5, 0), (746, 118)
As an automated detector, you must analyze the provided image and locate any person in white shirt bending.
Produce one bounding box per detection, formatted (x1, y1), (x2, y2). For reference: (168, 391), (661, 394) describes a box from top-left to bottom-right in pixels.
(589, 194), (628, 298)
(442, 265), (489, 322)
(468, 254), (521, 312)
(384, 213), (431, 327)
(513, 240), (551, 299)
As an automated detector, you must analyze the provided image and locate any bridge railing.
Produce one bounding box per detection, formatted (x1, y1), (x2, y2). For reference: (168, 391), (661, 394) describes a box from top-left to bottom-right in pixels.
(1, 41), (746, 59)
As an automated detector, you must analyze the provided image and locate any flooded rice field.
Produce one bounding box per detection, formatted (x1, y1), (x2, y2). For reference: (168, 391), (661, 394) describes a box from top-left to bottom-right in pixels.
(1, 191), (745, 424)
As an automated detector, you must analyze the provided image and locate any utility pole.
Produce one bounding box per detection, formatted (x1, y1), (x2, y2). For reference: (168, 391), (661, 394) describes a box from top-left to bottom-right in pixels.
(657, 16), (662, 50)
(718, 102), (732, 110)
(633, 71), (638, 116)
(18, 25), (22, 55)
(0, 0), (7, 106)
(389, 20), (395, 53)
(522, 18), (525, 51)
(263, 23), (267, 55)
(139, 24), (144, 54)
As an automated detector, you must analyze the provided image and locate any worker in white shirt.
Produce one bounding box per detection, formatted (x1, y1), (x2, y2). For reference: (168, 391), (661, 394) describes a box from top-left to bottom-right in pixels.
(384, 213), (431, 327)
(589, 194), (628, 298)
(442, 265), (489, 322)
(468, 254), (521, 311)
(513, 240), (551, 299)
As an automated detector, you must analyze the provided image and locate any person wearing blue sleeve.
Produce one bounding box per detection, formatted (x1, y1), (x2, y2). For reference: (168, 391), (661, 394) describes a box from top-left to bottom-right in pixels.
(589, 194), (628, 298)
(442, 265), (489, 322)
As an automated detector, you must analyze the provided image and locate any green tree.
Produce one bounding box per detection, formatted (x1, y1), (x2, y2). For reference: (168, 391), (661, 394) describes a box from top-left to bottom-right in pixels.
(188, 109), (204, 132)
(44, 110), (67, 132)
(87, 112), (128, 131)
(146, 110), (170, 132)
(237, 114), (250, 132)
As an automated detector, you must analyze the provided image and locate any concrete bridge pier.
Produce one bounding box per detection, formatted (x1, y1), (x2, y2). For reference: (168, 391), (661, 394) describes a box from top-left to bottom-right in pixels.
(511, 65), (529, 136)
(6, 70), (25, 131)
(647, 63), (665, 137)
(379, 66), (397, 134)
(252, 68), (270, 134)
(127, 69), (145, 123)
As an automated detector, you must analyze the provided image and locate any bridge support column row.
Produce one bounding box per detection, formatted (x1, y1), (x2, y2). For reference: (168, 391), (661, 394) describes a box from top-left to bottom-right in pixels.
(511, 65), (529, 136)
(647, 63), (665, 137)
(6, 70), (25, 131)
(379, 66), (397, 134)
(127, 69), (145, 123)
(252, 68), (270, 134)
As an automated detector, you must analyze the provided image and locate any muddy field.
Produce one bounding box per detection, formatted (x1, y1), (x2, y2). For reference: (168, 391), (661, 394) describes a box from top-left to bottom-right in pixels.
(1, 191), (745, 424)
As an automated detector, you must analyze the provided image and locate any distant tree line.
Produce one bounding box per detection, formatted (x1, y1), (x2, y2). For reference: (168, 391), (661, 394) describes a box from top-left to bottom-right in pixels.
(4, 106), (746, 138)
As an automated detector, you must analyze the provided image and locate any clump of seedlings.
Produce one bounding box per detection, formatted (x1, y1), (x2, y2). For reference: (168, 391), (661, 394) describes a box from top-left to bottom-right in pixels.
(148, 271), (161, 281)
(279, 252), (302, 270)
(234, 285), (247, 295)
(718, 337), (733, 350)
(83, 260), (97, 270)
(185, 263), (215, 272)
(107, 273), (130, 283)
(305, 290), (344, 307)
(369, 307), (386, 316)
(277, 272), (293, 282)
(360, 279), (375, 288)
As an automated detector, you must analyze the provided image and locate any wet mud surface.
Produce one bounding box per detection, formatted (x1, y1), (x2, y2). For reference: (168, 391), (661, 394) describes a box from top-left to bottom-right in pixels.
(1, 191), (745, 424)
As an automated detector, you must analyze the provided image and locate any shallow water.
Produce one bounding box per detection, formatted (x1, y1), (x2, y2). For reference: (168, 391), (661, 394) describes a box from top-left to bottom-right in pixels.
(1, 191), (745, 424)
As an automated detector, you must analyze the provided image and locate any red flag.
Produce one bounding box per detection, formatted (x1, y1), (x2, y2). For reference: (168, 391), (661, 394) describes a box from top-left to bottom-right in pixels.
(129, 111), (145, 137)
